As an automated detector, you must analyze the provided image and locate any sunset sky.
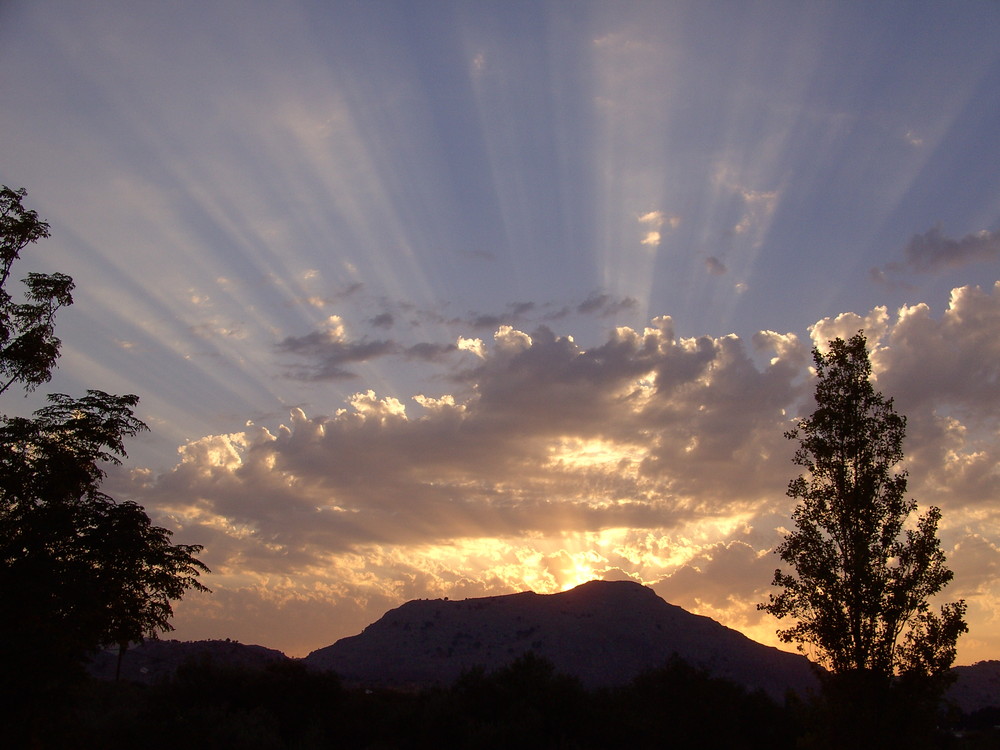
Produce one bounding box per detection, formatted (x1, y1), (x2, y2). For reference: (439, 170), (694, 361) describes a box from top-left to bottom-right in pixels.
(2, 0), (1000, 663)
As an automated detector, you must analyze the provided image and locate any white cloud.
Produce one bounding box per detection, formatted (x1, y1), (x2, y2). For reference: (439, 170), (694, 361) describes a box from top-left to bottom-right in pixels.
(809, 306), (890, 352)
(457, 336), (486, 358)
(641, 231), (661, 247)
(637, 210), (679, 248)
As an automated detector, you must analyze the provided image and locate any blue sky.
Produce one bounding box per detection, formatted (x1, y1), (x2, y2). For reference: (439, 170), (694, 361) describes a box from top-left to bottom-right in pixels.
(3, 0), (1000, 661)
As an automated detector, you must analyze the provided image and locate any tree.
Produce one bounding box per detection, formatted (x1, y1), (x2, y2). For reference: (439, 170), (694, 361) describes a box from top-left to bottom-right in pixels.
(0, 187), (209, 738)
(0, 186), (73, 396)
(759, 332), (966, 746)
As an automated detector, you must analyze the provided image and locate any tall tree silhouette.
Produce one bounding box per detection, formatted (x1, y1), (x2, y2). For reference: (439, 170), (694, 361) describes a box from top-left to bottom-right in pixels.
(0, 186), (208, 742)
(760, 332), (965, 746)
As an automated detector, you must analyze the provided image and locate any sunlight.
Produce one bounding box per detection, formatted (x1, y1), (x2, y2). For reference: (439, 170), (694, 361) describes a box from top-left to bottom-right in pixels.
(545, 435), (642, 473)
(561, 559), (599, 591)
(10, 0), (1000, 670)
(589, 27), (676, 316)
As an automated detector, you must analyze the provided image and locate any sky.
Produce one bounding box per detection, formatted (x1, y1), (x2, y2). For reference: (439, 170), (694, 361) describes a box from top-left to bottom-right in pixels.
(2, 0), (1000, 663)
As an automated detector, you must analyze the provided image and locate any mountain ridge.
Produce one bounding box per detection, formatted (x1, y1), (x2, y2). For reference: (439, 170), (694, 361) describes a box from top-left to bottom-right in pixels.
(304, 579), (817, 700)
(92, 580), (1000, 713)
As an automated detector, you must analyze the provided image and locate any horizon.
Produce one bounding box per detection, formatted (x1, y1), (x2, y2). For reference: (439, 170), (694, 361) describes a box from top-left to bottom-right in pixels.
(2, 1), (999, 664)
(140, 577), (986, 666)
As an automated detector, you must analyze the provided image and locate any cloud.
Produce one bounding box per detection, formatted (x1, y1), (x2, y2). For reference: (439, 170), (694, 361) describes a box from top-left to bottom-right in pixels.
(641, 231), (661, 247)
(298, 282), (366, 309)
(807, 285), (1000, 520)
(870, 284), (1000, 414)
(126, 288), (1000, 660)
(731, 189), (778, 247)
(277, 315), (397, 380)
(809, 306), (891, 351)
(275, 290), (643, 384)
(712, 164), (780, 249)
(405, 341), (457, 362)
(457, 336), (486, 359)
(139, 318), (809, 563)
(445, 293), (635, 333)
(705, 256), (727, 275)
(653, 540), (775, 614)
(637, 210), (680, 249)
(469, 314), (503, 330)
(576, 292), (638, 317)
(875, 226), (1000, 279)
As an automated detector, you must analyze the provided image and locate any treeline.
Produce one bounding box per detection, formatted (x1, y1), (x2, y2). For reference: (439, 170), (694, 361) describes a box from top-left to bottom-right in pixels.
(23, 653), (999, 749)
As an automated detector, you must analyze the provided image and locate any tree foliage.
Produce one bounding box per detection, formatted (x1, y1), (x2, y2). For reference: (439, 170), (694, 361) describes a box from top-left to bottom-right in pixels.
(0, 187), (209, 724)
(759, 332), (966, 744)
(0, 186), (74, 396)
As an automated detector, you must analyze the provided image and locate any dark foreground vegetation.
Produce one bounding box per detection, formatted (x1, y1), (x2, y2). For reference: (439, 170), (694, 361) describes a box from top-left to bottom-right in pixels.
(16, 653), (1000, 750)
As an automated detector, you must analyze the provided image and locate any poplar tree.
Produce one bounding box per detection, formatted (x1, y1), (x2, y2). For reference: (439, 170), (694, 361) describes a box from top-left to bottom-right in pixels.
(760, 332), (966, 745)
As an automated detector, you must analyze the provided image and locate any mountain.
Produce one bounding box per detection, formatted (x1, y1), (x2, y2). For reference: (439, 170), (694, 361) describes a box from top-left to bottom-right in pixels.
(304, 579), (818, 700)
(948, 661), (1000, 714)
(86, 582), (998, 714)
(87, 638), (289, 683)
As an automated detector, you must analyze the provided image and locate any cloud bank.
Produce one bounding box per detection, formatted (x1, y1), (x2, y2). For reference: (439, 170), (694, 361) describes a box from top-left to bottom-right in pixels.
(121, 285), (1000, 660)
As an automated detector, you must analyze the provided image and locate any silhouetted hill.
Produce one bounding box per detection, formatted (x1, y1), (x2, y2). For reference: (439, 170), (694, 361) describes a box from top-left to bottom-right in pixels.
(85, 583), (1000, 714)
(948, 661), (1000, 714)
(87, 638), (289, 683)
(304, 579), (818, 700)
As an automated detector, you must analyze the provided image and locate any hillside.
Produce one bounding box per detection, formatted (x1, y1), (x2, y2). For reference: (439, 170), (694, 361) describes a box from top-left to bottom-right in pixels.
(89, 581), (1000, 714)
(949, 661), (1000, 715)
(88, 638), (289, 683)
(304, 579), (818, 700)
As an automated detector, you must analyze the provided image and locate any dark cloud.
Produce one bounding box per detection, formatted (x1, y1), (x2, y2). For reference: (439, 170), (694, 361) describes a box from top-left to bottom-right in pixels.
(470, 314), (503, 329)
(277, 328), (398, 380)
(369, 312), (395, 328)
(301, 282), (366, 308)
(338, 282), (365, 298)
(508, 301), (536, 316)
(405, 342), (457, 361)
(542, 305), (572, 321)
(453, 302), (537, 331)
(278, 321), (462, 377)
(387, 292), (633, 339)
(904, 226), (1000, 271)
(705, 256), (727, 275)
(875, 226), (1000, 280)
(577, 292), (638, 317)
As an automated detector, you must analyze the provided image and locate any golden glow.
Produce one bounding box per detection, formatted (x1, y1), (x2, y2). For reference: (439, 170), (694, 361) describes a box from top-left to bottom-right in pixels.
(546, 436), (644, 473)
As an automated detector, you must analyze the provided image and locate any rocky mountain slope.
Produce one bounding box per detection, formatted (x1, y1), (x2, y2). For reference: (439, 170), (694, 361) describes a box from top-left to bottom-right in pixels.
(304, 579), (818, 700)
